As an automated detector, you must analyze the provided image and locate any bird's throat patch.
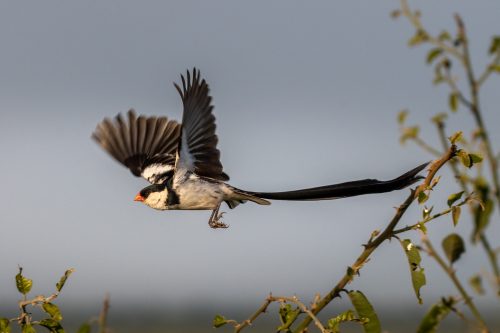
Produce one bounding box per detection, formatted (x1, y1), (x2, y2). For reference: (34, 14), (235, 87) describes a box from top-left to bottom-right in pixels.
(166, 180), (180, 207)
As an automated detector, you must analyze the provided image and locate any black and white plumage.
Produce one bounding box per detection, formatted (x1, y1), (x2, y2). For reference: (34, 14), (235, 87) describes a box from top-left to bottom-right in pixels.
(93, 68), (428, 228)
(92, 111), (181, 184)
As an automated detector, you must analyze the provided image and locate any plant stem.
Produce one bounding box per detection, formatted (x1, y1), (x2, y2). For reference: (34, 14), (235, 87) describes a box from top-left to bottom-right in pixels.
(421, 235), (489, 332)
(400, 0), (462, 60)
(233, 297), (272, 333)
(290, 146), (456, 333)
(436, 120), (500, 292)
(412, 136), (442, 157)
(454, 14), (500, 212)
(233, 295), (326, 333)
(393, 196), (471, 235)
(98, 294), (110, 333)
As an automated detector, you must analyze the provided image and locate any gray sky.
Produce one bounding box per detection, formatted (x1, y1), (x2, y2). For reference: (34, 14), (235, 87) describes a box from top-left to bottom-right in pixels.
(1, 0), (499, 320)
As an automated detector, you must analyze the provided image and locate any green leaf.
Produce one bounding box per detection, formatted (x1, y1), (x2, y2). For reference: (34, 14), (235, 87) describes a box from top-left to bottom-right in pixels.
(15, 268), (33, 295)
(56, 269), (74, 292)
(0, 318), (10, 333)
(77, 323), (92, 333)
(417, 298), (456, 333)
(490, 64), (500, 73)
(422, 206), (433, 220)
(416, 221), (428, 234)
(21, 324), (36, 333)
(212, 315), (227, 328)
(397, 110), (408, 125)
(38, 319), (64, 333)
(426, 48), (443, 64)
(408, 30), (428, 47)
(418, 191), (429, 204)
(327, 310), (364, 333)
(488, 36), (500, 55)
(469, 153), (483, 164)
(457, 150), (471, 167)
(447, 191), (464, 207)
(457, 150), (473, 168)
(277, 304), (300, 330)
(76, 323), (91, 333)
(472, 198), (493, 243)
(469, 275), (485, 295)
(348, 291), (381, 333)
(400, 126), (419, 144)
(438, 31), (451, 42)
(442, 233), (465, 264)
(449, 93), (458, 112)
(42, 303), (62, 321)
(431, 113), (447, 124)
(457, 151), (482, 168)
(448, 131), (462, 144)
(451, 206), (461, 226)
(400, 239), (426, 304)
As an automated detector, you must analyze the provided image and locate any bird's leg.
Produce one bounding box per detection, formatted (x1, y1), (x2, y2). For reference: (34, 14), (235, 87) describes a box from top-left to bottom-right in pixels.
(208, 203), (228, 229)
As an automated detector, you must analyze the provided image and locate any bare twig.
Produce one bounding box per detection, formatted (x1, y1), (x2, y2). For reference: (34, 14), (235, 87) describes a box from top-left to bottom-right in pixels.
(232, 294), (326, 333)
(98, 294), (110, 333)
(15, 292), (61, 326)
(477, 49), (500, 86)
(233, 297), (272, 332)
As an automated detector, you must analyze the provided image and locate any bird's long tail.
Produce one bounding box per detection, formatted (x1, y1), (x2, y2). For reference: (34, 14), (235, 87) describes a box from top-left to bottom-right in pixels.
(249, 162), (429, 201)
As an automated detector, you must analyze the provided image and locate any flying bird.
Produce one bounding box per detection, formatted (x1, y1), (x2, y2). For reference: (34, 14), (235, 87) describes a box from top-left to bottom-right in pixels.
(92, 68), (427, 228)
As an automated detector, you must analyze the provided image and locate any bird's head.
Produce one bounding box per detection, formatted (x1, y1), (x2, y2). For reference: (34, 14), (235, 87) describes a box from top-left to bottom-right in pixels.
(134, 184), (169, 210)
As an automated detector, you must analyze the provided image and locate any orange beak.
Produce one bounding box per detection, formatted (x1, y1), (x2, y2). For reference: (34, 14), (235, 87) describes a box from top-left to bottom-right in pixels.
(134, 193), (145, 202)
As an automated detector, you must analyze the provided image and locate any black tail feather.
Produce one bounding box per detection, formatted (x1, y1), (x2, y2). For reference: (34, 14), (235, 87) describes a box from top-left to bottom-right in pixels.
(251, 162), (429, 201)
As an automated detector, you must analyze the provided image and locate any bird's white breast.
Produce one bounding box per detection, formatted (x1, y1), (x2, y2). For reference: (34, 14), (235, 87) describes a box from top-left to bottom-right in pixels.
(173, 176), (226, 210)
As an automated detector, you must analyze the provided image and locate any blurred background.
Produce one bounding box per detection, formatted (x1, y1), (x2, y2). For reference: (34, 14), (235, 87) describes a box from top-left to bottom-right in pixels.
(0, 0), (499, 332)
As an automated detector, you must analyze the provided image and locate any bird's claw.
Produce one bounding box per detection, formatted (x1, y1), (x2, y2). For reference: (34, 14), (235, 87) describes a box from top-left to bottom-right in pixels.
(209, 211), (228, 229)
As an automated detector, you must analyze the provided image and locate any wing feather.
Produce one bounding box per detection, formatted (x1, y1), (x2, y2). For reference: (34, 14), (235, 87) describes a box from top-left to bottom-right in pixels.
(174, 68), (229, 181)
(93, 109), (181, 183)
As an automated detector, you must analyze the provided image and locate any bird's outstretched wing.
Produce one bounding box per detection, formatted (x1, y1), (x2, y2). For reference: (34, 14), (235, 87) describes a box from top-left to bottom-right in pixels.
(173, 68), (229, 181)
(92, 109), (181, 184)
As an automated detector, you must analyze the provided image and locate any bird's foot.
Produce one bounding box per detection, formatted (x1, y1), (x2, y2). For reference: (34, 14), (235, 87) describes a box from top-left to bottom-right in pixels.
(208, 212), (228, 229)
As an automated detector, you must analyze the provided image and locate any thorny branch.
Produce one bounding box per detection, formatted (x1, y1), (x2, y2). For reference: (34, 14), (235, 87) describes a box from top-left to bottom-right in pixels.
(285, 146), (456, 332)
(15, 292), (61, 325)
(231, 294), (326, 333)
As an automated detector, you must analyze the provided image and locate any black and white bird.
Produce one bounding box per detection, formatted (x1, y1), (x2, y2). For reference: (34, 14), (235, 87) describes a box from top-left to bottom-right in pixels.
(92, 68), (427, 228)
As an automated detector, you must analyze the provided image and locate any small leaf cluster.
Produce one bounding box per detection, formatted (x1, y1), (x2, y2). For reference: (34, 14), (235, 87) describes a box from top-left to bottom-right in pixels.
(0, 268), (74, 333)
(0, 268), (102, 333)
